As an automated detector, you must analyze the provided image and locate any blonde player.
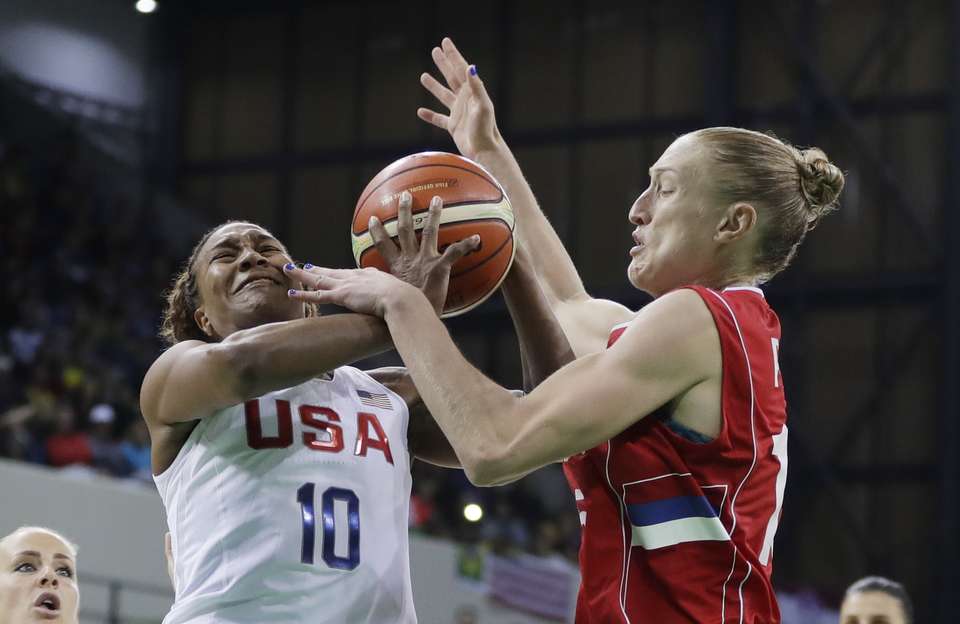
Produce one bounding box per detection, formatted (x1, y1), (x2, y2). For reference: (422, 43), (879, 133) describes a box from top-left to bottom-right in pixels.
(0, 526), (79, 623)
(142, 193), (568, 623)
(292, 39), (845, 623)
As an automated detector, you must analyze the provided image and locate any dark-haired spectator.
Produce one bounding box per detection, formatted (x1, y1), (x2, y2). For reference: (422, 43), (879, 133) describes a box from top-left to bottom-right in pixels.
(45, 404), (92, 468)
(839, 576), (913, 624)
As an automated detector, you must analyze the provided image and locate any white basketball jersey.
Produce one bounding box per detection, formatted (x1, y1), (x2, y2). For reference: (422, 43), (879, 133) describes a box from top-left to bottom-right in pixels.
(154, 366), (415, 623)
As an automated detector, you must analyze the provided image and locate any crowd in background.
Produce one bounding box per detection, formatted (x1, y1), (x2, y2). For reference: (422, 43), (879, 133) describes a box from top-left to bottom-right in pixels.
(0, 130), (580, 561)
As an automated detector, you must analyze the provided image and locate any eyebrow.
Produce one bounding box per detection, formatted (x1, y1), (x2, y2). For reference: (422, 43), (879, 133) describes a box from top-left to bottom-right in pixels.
(649, 166), (678, 177)
(208, 231), (280, 252)
(14, 551), (73, 562)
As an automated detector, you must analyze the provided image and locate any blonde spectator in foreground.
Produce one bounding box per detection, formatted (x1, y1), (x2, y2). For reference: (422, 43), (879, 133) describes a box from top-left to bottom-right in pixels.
(0, 526), (79, 623)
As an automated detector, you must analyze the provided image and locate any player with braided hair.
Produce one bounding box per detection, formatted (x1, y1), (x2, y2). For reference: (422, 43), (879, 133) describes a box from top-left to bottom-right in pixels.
(141, 198), (571, 623)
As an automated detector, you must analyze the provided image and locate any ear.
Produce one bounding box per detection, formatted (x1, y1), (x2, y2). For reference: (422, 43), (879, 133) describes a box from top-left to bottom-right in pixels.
(193, 307), (218, 339)
(714, 202), (757, 244)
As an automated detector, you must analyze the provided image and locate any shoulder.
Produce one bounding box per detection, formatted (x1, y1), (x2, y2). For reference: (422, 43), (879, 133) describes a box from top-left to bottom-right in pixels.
(358, 366), (416, 408)
(609, 288), (718, 378)
(628, 288), (714, 335)
(139, 340), (211, 420)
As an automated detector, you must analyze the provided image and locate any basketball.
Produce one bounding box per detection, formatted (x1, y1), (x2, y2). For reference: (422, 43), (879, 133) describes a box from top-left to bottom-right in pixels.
(351, 151), (515, 317)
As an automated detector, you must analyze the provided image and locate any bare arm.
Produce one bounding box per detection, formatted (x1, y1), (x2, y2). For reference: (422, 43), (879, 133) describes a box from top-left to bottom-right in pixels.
(500, 245), (576, 391)
(295, 268), (718, 487)
(140, 312), (392, 427)
(419, 38), (634, 355)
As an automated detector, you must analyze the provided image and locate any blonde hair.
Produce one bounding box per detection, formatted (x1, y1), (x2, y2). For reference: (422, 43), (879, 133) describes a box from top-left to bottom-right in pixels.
(0, 526), (78, 558)
(692, 127), (844, 282)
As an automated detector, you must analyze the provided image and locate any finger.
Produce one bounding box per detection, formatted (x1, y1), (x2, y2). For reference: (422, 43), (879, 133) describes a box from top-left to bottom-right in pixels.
(287, 286), (341, 304)
(441, 37), (471, 76)
(369, 216), (399, 263)
(441, 234), (481, 264)
(417, 107), (450, 130)
(285, 264), (351, 288)
(420, 196), (443, 255)
(420, 73), (456, 109)
(283, 263), (322, 289)
(465, 66), (496, 126)
(397, 190), (417, 252)
(432, 46), (462, 92)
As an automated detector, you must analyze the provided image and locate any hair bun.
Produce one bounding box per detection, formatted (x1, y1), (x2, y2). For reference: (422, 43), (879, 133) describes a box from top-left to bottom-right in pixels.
(797, 147), (844, 230)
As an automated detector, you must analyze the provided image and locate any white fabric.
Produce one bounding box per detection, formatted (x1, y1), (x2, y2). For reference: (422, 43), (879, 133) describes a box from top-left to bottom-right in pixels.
(154, 366), (415, 623)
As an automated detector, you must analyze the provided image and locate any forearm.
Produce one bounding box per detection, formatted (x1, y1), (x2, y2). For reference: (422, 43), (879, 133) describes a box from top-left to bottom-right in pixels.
(501, 248), (576, 390)
(473, 141), (587, 303)
(383, 290), (524, 482)
(222, 313), (392, 399)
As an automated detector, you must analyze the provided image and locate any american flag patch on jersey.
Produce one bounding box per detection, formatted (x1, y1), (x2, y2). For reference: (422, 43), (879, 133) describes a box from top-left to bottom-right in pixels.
(357, 389), (392, 410)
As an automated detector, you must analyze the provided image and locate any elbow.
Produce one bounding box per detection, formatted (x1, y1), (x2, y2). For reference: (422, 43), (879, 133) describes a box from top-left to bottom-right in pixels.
(206, 340), (257, 401)
(462, 445), (516, 487)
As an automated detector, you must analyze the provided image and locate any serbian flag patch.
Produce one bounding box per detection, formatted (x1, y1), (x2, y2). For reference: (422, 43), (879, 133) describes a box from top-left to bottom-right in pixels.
(624, 474), (730, 550)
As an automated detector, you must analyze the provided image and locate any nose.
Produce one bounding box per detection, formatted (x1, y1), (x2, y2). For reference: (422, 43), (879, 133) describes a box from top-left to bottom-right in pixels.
(238, 247), (269, 271)
(629, 189), (651, 226)
(39, 571), (58, 588)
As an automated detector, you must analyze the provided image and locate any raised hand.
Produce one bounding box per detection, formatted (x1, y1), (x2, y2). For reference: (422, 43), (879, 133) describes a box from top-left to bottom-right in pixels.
(367, 190), (480, 313)
(418, 37), (502, 160)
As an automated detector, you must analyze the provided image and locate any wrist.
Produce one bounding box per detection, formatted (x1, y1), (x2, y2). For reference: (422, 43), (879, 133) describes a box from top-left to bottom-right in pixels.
(382, 282), (427, 321)
(471, 135), (509, 167)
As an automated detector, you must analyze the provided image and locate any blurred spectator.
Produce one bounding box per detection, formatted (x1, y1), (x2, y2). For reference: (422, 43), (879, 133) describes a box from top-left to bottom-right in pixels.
(88, 403), (127, 475)
(481, 492), (531, 554)
(45, 404), (92, 468)
(839, 576), (913, 624)
(120, 418), (152, 481)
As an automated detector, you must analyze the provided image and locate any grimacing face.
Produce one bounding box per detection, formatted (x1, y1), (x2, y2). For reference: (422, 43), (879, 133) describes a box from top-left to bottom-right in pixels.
(193, 223), (306, 340)
(839, 591), (907, 624)
(626, 133), (753, 296)
(0, 529), (79, 623)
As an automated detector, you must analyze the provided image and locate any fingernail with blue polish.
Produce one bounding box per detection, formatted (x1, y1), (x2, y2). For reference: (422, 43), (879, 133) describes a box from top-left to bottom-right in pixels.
(288, 289), (297, 296)
(304, 263), (314, 270)
(469, 65), (477, 76)
(284, 263), (295, 270)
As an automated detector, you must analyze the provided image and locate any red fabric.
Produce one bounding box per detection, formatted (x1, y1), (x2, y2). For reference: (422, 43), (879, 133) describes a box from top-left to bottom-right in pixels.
(46, 433), (94, 467)
(563, 287), (785, 623)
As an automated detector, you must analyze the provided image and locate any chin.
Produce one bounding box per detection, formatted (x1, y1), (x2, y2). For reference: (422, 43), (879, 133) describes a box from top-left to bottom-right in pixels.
(235, 295), (303, 328)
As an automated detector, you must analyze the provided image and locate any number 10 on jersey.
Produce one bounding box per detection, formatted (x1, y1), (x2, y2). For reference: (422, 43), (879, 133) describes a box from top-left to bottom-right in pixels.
(297, 483), (360, 570)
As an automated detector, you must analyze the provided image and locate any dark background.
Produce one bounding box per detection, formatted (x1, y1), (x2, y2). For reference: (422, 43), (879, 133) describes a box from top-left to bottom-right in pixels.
(1, 0), (957, 620)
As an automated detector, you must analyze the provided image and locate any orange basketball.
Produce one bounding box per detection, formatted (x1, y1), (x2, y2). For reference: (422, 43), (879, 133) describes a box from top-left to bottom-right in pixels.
(351, 152), (515, 317)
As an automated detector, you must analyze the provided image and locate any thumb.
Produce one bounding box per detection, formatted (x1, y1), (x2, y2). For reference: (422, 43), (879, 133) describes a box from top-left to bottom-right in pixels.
(441, 234), (481, 264)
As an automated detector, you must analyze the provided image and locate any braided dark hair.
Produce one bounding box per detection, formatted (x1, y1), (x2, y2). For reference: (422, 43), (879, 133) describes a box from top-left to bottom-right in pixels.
(159, 221), (239, 346)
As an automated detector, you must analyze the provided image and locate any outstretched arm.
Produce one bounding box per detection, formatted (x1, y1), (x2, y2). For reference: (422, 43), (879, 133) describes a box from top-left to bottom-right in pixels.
(291, 269), (717, 487)
(419, 38), (634, 355)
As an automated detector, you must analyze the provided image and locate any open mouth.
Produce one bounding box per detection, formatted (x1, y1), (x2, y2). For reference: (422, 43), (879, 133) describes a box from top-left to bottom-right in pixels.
(34, 591), (60, 614)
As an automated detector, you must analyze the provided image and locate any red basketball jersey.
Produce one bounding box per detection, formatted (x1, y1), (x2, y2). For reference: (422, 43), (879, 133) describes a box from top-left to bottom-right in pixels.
(563, 286), (786, 623)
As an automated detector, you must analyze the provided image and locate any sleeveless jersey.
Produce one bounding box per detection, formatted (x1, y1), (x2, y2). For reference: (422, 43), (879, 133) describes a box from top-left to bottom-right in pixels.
(563, 286), (786, 623)
(154, 366), (416, 623)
